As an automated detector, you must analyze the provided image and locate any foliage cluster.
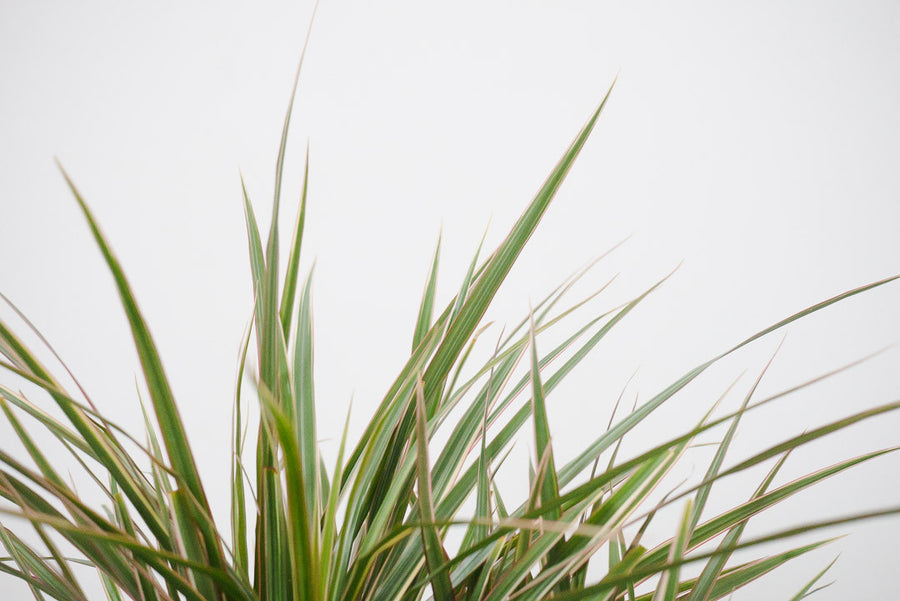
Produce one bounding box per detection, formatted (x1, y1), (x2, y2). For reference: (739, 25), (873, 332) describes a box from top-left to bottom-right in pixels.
(1, 55), (898, 601)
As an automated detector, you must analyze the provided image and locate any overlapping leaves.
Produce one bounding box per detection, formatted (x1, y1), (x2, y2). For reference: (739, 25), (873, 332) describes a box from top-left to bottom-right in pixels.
(0, 65), (898, 601)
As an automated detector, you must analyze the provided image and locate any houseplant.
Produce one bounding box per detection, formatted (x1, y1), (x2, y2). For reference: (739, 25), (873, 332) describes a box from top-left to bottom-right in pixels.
(2, 6), (899, 601)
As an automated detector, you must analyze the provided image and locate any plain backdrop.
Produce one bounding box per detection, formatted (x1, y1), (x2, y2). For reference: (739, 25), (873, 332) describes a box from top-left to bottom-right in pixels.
(2, 1), (900, 599)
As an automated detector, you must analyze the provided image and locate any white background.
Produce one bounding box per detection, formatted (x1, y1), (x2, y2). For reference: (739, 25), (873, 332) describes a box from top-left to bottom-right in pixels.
(2, 1), (900, 599)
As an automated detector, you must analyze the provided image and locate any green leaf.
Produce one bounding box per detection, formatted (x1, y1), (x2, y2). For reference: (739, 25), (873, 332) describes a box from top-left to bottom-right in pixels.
(293, 269), (320, 524)
(528, 312), (560, 520)
(655, 499), (692, 601)
(686, 450), (790, 601)
(172, 489), (218, 601)
(413, 234), (442, 352)
(688, 345), (781, 536)
(422, 80), (616, 414)
(59, 166), (224, 569)
(323, 403), (353, 601)
(231, 311), (255, 576)
(258, 382), (318, 601)
(788, 556), (838, 601)
(280, 144), (310, 335)
(414, 376), (456, 601)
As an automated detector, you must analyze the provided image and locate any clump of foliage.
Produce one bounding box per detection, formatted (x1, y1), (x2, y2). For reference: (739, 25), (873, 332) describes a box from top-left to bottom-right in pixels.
(1, 52), (898, 601)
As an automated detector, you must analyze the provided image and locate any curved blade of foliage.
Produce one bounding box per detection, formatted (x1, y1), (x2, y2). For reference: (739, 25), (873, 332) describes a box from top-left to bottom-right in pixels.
(58, 166), (227, 575)
(293, 269), (319, 523)
(413, 235), (442, 352)
(421, 80), (616, 412)
(787, 556), (838, 601)
(414, 377), (455, 601)
(280, 144), (310, 335)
